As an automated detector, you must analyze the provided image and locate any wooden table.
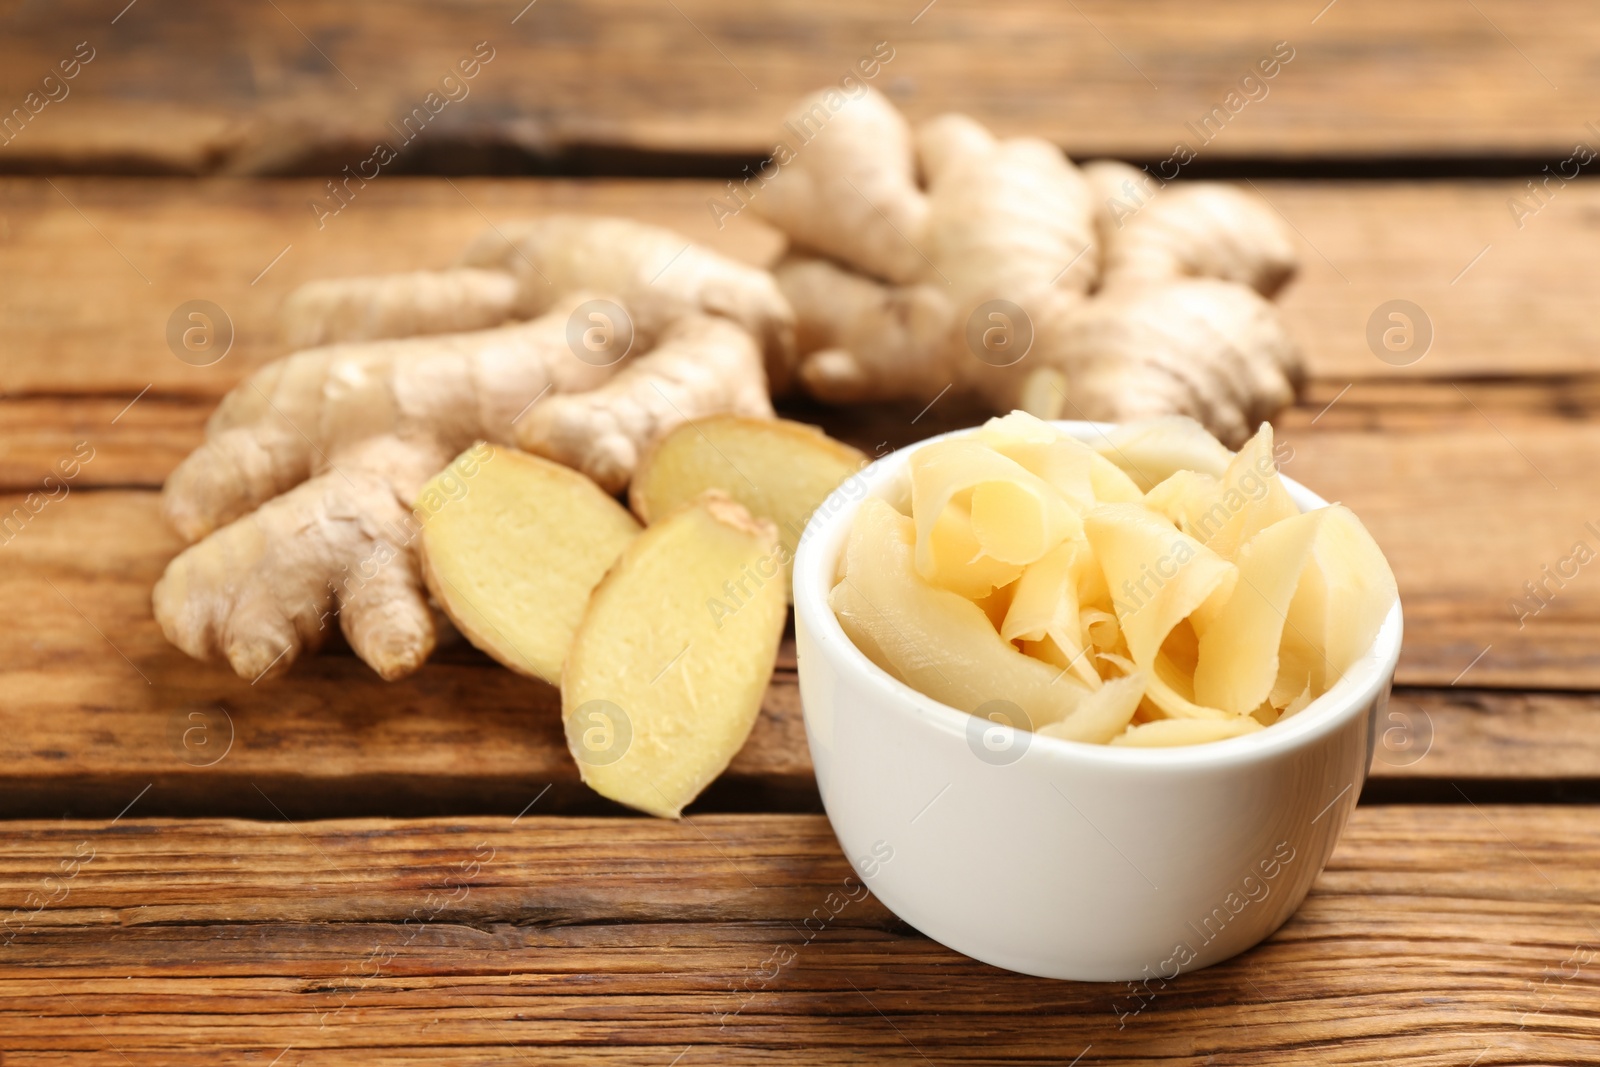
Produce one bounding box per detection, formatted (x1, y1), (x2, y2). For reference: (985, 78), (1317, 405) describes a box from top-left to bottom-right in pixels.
(3, 3), (1598, 1062)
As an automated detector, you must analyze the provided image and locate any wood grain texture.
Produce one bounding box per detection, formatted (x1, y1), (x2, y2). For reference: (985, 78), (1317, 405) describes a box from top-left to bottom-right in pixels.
(1, 0), (1596, 173)
(0, 809), (1596, 1063)
(5, 177), (1600, 403)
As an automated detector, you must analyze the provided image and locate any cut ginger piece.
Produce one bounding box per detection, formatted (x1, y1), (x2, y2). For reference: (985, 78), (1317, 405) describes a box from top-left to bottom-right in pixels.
(1111, 716), (1263, 747)
(922, 499), (1025, 598)
(1093, 415), (1234, 493)
(974, 410), (1142, 506)
(975, 411), (1099, 511)
(1038, 671), (1146, 744)
(830, 497), (1088, 728)
(629, 416), (865, 598)
(1083, 503), (1238, 720)
(1278, 503), (1399, 695)
(562, 492), (786, 819)
(1143, 469), (1224, 538)
(1195, 504), (1396, 714)
(1195, 422), (1299, 559)
(1000, 540), (1098, 688)
(1192, 508), (1327, 715)
(910, 437), (1080, 576)
(419, 444), (640, 684)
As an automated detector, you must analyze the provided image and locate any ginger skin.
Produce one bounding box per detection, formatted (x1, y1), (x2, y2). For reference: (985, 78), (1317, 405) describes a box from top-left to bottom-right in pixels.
(158, 297), (605, 680)
(157, 216), (787, 682)
(751, 88), (1303, 447)
(278, 214), (797, 392)
(281, 268), (519, 349)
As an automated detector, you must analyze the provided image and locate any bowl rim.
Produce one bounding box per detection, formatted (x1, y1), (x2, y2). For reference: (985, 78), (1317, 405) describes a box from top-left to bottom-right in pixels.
(791, 417), (1405, 770)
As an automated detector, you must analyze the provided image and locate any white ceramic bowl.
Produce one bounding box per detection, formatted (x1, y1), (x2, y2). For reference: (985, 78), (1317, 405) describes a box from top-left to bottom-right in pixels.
(792, 420), (1403, 982)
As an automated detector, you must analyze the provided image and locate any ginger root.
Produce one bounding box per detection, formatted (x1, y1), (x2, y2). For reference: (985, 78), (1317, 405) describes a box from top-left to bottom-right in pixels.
(156, 215), (786, 682)
(155, 92), (1308, 688)
(523, 315), (775, 494)
(282, 214), (797, 390)
(752, 87), (1303, 447)
(282, 268), (519, 349)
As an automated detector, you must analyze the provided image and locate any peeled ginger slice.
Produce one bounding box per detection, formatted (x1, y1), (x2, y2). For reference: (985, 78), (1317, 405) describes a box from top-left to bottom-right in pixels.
(974, 410), (1144, 505)
(420, 444), (640, 683)
(1195, 505), (1396, 715)
(1089, 453), (1146, 504)
(1084, 503), (1240, 721)
(976, 411), (1099, 510)
(923, 501), (1025, 598)
(1143, 469), (1224, 538)
(1192, 508), (1327, 715)
(1196, 422), (1299, 559)
(1038, 671), (1146, 744)
(1000, 540), (1098, 688)
(1082, 503), (1237, 666)
(1111, 716), (1264, 747)
(1094, 415), (1234, 493)
(562, 493), (786, 819)
(1281, 503), (1399, 695)
(970, 479), (1074, 565)
(910, 438), (1080, 575)
(830, 497), (1088, 728)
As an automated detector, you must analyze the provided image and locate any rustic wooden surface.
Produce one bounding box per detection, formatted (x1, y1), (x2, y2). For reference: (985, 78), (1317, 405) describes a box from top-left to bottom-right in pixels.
(2, 0), (1598, 173)
(4, 183), (1599, 1057)
(4, 2), (1600, 1060)
(3, 809), (1598, 1064)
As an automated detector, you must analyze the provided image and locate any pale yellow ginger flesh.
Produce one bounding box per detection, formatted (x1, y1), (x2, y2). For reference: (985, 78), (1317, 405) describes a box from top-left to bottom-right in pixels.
(562, 493), (786, 819)
(628, 416), (865, 597)
(419, 445), (640, 684)
(830, 497), (1091, 730)
(829, 412), (1398, 746)
(752, 87), (1304, 448)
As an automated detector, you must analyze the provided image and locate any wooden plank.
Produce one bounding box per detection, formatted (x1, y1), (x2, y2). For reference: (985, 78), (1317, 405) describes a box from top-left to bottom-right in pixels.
(6, 177), (1600, 401)
(1, 484), (1597, 819)
(0, 809), (1596, 1063)
(0, 397), (204, 491)
(1371, 688), (1600, 781)
(3, 1), (1599, 172)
